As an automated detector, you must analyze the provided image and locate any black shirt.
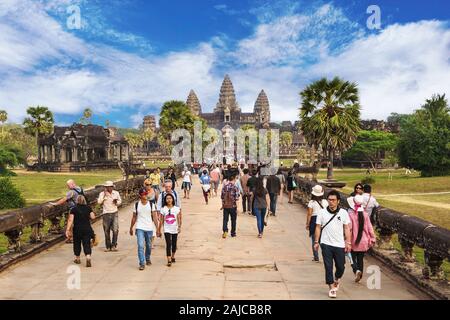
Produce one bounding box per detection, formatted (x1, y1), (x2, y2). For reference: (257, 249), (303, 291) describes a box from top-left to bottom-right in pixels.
(70, 205), (93, 232)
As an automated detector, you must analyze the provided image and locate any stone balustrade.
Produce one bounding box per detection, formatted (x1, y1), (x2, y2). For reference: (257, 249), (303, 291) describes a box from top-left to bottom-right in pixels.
(0, 176), (144, 271)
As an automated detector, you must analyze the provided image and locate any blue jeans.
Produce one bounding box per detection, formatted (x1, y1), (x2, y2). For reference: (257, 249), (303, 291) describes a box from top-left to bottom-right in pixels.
(254, 207), (266, 234)
(269, 193), (278, 215)
(136, 229), (153, 266)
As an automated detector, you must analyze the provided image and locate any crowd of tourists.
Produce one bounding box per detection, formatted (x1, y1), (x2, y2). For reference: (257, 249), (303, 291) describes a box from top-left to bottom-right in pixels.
(53, 161), (381, 298)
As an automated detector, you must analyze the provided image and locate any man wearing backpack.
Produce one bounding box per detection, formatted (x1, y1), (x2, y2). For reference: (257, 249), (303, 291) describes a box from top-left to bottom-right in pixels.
(221, 174), (240, 238)
(97, 181), (122, 252)
(156, 179), (181, 213)
(50, 179), (86, 243)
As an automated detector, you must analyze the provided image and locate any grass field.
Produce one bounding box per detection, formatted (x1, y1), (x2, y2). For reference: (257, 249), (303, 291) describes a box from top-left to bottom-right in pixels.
(2, 169), (123, 210)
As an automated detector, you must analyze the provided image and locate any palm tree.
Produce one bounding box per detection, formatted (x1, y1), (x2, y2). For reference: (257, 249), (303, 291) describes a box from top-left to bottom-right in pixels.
(80, 108), (93, 125)
(300, 77), (361, 180)
(125, 132), (144, 160)
(142, 128), (155, 155)
(23, 106), (54, 165)
(0, 110), (7, 138)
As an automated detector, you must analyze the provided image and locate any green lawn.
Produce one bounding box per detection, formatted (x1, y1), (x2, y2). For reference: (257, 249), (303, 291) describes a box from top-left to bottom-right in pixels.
(143, 160), (172, 169)
(3, 169), (123, 210)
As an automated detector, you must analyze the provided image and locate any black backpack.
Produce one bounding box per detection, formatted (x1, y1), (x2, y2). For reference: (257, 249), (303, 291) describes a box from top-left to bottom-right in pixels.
(68, 187), (85, 209)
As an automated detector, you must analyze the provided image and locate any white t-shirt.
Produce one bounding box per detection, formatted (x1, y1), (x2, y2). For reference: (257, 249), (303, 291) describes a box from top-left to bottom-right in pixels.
(363, 193), (379, 216)
(160, 206), (180, 234)
(307, 199), (328, 217)
(182, 171), (191, 183)
(316, 208), (350, 248)
(134, 201), (156, 232)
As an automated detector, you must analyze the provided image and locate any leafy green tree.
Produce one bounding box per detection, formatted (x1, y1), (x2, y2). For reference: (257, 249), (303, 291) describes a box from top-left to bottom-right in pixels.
(159, 100), (206, 158)
(300, 77), (361, 179)
(343, 130), (398, 171)
(0, 145), (19, 175)
(23, 106), (54, 164)
(398, 94), (450, 176)
(0, 177), (25, 209)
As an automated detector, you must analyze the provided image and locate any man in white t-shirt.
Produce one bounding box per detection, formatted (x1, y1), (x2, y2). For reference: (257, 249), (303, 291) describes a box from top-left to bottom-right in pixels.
(129, 188), (159, 270)
(314, 190), (352, 298)
(181, 168), (192, 199)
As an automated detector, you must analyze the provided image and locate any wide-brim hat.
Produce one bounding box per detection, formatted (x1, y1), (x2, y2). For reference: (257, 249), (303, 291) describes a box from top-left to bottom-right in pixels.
(311, 185), (324, 197)
(347, 195), (364, 211)
(103, 181), (115, 187)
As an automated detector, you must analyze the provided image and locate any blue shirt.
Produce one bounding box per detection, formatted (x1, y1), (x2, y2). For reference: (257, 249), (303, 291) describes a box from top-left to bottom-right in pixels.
(200, 174), (211, 185)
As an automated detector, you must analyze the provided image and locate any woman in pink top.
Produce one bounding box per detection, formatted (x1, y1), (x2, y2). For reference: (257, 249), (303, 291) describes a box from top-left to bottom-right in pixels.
(347, 194), (376, 283)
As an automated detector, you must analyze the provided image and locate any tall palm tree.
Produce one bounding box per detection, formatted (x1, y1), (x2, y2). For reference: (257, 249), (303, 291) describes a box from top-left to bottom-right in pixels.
(80, 108), (93, 125)
(125, 132), (143, 160)
(142, 128), (156, 155)
(23, 106), (54, 165)
(0, 110), (7, 137)
(300, 77), (361, 180)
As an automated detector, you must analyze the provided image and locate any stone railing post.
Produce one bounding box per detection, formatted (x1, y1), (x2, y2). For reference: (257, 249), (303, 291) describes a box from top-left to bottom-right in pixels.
(48, 216), (63, 234)
(29, 218), (44, 244)
(423, 251), (445, 280)
(376, 226), (394, 250)
(4, 229), (22, 253)
(398, 235), (415, 262)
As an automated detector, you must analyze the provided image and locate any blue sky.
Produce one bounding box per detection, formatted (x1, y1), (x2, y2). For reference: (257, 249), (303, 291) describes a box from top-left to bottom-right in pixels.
(0, 0), (449, 128)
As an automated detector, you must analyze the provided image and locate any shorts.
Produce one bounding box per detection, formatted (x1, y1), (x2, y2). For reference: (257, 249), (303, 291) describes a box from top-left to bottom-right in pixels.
(182, 182), (191, 190)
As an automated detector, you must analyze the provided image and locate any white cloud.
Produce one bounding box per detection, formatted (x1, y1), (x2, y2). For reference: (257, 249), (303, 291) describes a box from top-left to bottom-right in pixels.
(0, 0), (448, 128)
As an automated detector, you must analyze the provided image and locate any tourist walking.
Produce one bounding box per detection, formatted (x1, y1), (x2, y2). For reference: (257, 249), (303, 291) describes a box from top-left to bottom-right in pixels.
(221, 174), (240, 238)
(97, 181), (122, 252)
(149, 169), (162, 193)
(286, 171), (297, 204)
(181, 167), (193, 199)
(165, 168), (178, 191)
(253, 177), (270, 238)
(276, 169), (286, 203)
(350, 183), (364, 197)
(347, 195), (376, 282)
(65, 195), (96, 267)
(246, 170), (258, 215)
(158, 193), (182, 267)
(50, 179), (85, 243)
(129, 188), (159, 270)
(144, 179), (158, 248)
(306, 185), (328, 262)
(157, 180), (181, 212)
(199, 170), (211, 204)
(210, 165), (221, 197)
(239, 169), (251, 214)
(362, 184), (380, 223)
(313, 190), (352, 298)
(266, 173), (281, 216)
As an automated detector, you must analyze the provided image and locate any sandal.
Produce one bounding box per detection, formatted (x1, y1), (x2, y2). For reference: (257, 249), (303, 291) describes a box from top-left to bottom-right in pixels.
(73, 258), (81, 264)
(167, 261), (172, 267)
(171, 257), (176, 263)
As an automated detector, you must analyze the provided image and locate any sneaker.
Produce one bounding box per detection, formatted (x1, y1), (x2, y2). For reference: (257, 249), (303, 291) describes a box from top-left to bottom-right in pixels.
(139, 265), (145, 271)
(86, 259), (92, 268)
(146, 260), (152, 266)
(355, 270), (362, 283)
(328, 288), (337, 298)
(222, 232), (228, 239)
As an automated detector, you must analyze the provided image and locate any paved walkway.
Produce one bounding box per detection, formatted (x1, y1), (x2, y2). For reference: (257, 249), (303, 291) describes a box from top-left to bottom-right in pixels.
(0, 177), (427, 300)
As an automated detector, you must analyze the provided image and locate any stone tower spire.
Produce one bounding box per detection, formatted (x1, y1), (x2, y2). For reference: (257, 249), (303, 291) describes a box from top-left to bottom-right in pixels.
(214, 74), (240, 113)
(186, 89), (202, 116)
(254, 89), (271, 128)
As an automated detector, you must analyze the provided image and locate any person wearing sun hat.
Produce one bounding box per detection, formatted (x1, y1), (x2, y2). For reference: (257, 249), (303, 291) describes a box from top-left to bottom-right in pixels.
(306, 184), (328, 262)
(347, 194), (376, 283)
(97, 180), (122, 252)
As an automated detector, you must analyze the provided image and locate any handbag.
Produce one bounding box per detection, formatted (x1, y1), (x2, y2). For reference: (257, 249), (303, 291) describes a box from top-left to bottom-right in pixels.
(91, 233), (99, 247)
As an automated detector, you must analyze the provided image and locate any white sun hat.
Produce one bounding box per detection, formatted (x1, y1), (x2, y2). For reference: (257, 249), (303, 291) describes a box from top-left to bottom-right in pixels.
(103, 181), (115, 187)
(347, 194), (364, 211)
(311, 185), (324, 197)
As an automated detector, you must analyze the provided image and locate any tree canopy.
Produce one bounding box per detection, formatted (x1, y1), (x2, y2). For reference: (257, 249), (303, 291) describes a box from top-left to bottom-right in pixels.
(398, 94), (450, 176)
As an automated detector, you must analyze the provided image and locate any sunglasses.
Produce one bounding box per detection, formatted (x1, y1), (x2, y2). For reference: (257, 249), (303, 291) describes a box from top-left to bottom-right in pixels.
(356, 187), (363, 190)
